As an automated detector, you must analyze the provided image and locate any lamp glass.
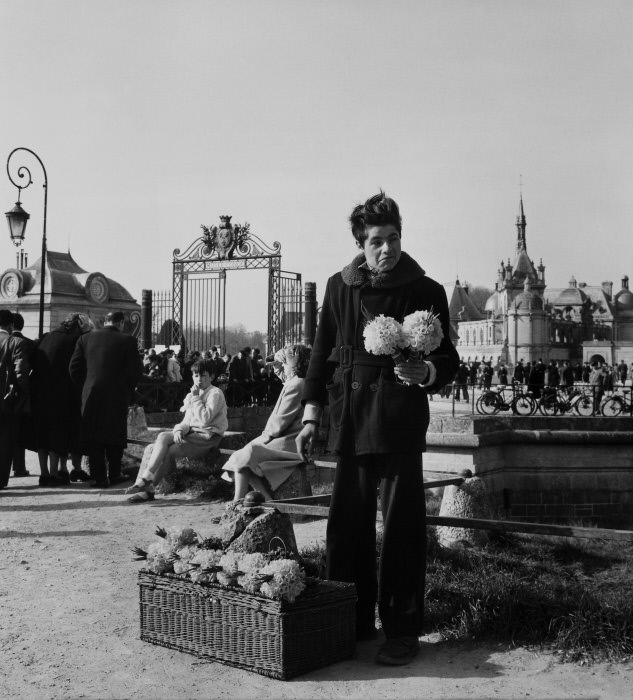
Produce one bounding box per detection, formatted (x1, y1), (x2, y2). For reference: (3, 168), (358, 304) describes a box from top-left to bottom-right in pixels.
(5, 202), (30, 246)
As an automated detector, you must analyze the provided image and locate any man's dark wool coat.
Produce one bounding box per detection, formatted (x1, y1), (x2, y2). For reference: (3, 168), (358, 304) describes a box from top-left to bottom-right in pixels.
(303, 251), (459, 456)
(69, 326), (143, 447)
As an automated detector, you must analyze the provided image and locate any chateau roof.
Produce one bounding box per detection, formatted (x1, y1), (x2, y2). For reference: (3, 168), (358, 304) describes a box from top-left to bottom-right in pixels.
(444, 279), (484, 322)
(22, 250), (136, 302)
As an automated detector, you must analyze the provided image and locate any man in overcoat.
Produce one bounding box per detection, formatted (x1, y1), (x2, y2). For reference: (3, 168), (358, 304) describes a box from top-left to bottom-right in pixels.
(296, 192), (459, 665)
(0, 310), (30, 490)
(10, 313), (35, 477)
(69, 311), (143, 487)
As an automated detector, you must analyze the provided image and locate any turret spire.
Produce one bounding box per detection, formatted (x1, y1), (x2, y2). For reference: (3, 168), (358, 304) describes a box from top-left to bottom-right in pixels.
(516, 194), (527, 253)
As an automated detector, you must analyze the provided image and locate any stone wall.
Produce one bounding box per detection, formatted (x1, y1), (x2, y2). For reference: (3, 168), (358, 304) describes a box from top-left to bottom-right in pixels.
(424, 415), (633, 528)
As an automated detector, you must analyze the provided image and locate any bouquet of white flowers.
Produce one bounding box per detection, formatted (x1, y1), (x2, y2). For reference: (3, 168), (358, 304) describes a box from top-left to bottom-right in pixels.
(133, 526), (308, 603)
(363, 307), (443, 361)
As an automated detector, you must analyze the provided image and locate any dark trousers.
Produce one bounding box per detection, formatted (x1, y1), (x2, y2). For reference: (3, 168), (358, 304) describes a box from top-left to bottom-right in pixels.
(86, 442), (124, 482)
(326, 453), (427, 639)
(0, 415), (17, 487)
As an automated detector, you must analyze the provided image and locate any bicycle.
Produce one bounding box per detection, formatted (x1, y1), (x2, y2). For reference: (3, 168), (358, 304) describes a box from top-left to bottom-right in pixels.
(537, 385), (595, 416)
(600, 389), (633, 416)
(475, 384), (536, 416)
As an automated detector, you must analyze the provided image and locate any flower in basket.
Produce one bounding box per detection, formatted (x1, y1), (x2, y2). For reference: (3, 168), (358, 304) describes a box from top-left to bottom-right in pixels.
(217, 551), (243, 587)
(259, 559), (306, 603)
(236, 552), (271, 593)
(156, 526), (199, 549)
(362, 314), (407, 361)
(144, 541), (174, 575)
(401, 309), (444, 357)
(172, 544), (200, 574)
(188, 548), (223, 583)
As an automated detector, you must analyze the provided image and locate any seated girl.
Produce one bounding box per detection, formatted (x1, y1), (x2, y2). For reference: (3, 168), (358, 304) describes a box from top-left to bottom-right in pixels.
(222, 344), (311, 501)
(126, 359), (228, 503)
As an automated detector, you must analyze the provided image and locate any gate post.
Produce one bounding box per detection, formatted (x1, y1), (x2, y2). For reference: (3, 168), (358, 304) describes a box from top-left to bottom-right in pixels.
(303, 281), (317, 346)
(141, 289), (153, 350)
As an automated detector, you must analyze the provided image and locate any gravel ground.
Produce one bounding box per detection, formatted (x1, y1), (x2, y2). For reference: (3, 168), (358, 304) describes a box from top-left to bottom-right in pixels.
(1, 455), (632, 700)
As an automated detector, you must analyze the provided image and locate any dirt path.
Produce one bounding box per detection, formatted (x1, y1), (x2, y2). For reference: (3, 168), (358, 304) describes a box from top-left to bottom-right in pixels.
(1, 460), (631, 700)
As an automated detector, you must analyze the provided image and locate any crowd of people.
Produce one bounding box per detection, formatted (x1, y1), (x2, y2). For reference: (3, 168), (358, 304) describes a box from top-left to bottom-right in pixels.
(140, 344), (282, 407)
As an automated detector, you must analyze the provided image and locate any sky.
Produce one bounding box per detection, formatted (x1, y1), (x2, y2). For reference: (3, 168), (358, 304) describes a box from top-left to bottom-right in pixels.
(2, 0), (633, 332)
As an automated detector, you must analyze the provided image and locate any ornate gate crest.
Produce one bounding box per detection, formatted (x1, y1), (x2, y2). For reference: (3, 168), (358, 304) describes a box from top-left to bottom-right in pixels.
(171, 216), (302, 353)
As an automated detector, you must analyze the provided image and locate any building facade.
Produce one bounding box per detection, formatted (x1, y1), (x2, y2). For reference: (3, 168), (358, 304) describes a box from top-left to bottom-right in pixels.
(448, 198), (633, 368)
(0, 249), (140, 338)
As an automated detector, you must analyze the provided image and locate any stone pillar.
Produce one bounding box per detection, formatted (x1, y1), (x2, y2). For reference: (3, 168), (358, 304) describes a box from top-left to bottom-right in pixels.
(303, 281), (317, 346)
(141, 289), (152, 350)
(436, 471), (492, 549)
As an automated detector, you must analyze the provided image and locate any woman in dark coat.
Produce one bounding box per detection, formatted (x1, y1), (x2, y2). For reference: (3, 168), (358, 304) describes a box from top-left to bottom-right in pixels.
(30, 313), (93, 485)
(296, 192), (459, 666)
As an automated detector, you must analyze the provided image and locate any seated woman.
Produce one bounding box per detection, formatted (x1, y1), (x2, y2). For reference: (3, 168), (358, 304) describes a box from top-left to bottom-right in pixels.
(126, 359), (228, 503)
(222, 344), (311, 501)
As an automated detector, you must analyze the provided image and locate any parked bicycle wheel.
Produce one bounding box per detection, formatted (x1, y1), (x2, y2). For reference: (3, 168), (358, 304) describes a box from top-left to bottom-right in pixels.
(600, 396), (624, 417)
(476, 392), (499, 415)
(574, 393), (595, 416)
(512, 393), (536, 416)
(538, 394), (558, 416)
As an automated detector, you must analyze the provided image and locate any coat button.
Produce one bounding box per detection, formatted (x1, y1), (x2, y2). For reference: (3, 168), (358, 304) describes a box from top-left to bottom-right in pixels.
(369, 383), (378, 392)
(351, 381), (360, 389)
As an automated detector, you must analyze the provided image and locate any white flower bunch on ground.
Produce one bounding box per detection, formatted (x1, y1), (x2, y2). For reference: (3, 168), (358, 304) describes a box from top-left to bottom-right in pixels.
(363, 314), (407, 356)
(402, 309), (443, 356)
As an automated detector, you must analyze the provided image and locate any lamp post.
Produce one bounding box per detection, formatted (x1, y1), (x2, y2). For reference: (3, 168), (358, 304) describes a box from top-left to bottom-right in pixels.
(5, 147), (48, 338)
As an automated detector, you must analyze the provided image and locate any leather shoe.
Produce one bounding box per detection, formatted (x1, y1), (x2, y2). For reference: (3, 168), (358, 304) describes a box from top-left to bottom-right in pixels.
(90, 479), (110, 489)
(69, 468), (91, 483)
(375, 636), (420, 666)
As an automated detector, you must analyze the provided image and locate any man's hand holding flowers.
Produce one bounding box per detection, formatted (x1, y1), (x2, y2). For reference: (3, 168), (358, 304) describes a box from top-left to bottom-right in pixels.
(363, 308), (443, 386)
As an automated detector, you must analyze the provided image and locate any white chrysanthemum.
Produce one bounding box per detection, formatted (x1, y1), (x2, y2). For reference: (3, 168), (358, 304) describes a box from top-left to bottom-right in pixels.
(402, 310), (444, 355)
(363, 315), (406, 356)
(147, 541), (172, 557)
(173, 559), (192, 575)
(218, 552), (242, 573)
(238, 552), (270, 573)
(146, 551), (173, 575)
(176, 545), (199, 563)
(259, 559), (306, 603)
(190, 549), (223, 569)
(165, 527), (198, 549)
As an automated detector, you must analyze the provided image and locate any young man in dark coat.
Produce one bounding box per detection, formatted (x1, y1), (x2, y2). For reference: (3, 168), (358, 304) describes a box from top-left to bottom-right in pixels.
(296, 192), (459, 666)
(69, 311), (143, 487)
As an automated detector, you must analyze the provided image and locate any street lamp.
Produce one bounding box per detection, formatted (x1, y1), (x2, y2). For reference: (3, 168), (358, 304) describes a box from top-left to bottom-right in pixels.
(5, 147), (48, 338)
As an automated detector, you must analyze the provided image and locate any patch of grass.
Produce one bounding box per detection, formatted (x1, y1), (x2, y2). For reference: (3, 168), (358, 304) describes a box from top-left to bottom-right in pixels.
(426, 533), (633, 663)
(300, 525), (633, 664)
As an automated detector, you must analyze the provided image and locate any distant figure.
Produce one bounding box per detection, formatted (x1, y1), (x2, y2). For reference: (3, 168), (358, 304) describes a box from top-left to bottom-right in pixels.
(9, 313), (36, 478)
(165, 349), (182, 382)
(69, 311), (143, 488)
(30, 313), (94, 486)
(454, 361), (470, 402)
(0, 310), (30, 491)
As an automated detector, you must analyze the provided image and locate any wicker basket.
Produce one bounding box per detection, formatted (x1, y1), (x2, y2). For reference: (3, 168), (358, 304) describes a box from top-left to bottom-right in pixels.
(138, 570), (356, 680)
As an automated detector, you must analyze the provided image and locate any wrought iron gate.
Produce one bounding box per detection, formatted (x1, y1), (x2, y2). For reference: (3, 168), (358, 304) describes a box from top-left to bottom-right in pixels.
(171, 216), (302, 354)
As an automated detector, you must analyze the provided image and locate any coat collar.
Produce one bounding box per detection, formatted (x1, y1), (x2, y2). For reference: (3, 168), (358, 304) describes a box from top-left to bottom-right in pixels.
(341, 251), (426, 289)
